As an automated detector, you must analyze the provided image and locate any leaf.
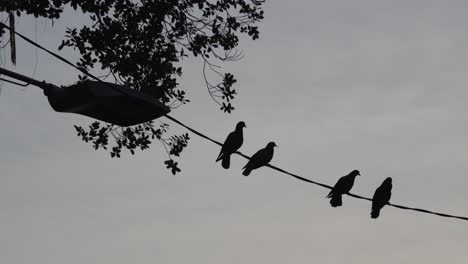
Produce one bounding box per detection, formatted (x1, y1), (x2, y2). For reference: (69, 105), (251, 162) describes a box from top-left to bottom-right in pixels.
(9, 0), (265, 168)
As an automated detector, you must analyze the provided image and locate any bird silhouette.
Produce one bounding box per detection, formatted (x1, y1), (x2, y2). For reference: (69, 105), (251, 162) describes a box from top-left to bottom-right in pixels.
(216, 121), (246, 169)
(326, 170), (361, 207)
(371, 177), (392, 219)
(242, 142), (277, 176)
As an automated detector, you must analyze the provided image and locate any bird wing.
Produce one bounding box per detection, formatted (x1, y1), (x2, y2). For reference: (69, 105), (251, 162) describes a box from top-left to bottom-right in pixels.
(327, 176), (347, 197)
(243, 146), (272, 170)
(243, 148), (264, 170)
(372, 186), (383, 210)
(341, 176), (356, 194)
(372, 183), (392, 210)
(327, 174), (356, 197)
(217, 130), (243, 160)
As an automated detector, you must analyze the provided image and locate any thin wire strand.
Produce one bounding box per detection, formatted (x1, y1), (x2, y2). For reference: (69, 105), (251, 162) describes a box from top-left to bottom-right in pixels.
(29, 18), (38, 82)
(0, 77), (29, 86)
(0, 22), (102, 83)
(3, 21), (468, 222)
(164, 111), (468, 222)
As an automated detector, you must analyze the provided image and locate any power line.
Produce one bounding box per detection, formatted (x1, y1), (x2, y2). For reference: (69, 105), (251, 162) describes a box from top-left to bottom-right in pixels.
(2, 21), (468, 222)
(165, 115), (468, 221)
(0, 22), (102, 83)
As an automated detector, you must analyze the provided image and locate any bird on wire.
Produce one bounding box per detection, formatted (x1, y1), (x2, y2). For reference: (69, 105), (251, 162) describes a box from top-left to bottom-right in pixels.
(326, 170), (361, 207)
(242, 142), (277, 176)
(371, 177), (393, 219)
(216, 121), (246, 169)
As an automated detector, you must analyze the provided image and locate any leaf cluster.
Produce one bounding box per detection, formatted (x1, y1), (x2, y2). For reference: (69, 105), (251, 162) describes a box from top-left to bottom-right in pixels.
(1, 0), (264, 174)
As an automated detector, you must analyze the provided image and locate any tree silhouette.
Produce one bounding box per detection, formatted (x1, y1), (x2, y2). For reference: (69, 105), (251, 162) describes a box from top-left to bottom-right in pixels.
(0, 0), (265, 174)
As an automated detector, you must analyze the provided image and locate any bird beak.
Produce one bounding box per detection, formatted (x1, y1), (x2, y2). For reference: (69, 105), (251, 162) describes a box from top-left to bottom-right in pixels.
(274, 143), (277, 147)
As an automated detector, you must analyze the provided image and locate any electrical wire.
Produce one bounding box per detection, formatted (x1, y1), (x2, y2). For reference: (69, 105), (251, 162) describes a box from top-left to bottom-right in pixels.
(2, 21), (468, 222)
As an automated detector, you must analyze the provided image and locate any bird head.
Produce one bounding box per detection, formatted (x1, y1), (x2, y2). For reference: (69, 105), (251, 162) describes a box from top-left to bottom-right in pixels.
(267, 142), (277, 148)
(236, 121), (246, 130)
(350, 169), (361, 177)
(383, 177), (392, 184)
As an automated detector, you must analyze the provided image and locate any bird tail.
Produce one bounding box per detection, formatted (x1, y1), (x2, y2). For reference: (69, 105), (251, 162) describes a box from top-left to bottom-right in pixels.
(371, 208), (380, 219)
(330, 194), (342, 207)
(242, 167), (252, 176)
(221, 155), (230, 169)
(215, 152), (223, 162)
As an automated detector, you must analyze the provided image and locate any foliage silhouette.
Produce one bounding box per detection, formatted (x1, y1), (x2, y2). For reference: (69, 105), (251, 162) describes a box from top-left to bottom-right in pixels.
(0, 0), (265, 174)
(3, 3), (468, 223)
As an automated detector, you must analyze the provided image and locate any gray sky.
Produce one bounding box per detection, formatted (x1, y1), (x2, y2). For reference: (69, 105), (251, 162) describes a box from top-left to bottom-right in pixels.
(2, 1), (468, 263)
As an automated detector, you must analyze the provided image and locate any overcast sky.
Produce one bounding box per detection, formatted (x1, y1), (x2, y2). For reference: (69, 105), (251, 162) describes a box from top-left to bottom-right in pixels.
(2, 1), (468, 263)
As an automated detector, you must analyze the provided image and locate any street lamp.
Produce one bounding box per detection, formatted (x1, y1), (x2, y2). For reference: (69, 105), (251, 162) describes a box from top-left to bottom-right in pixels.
(0, 67), (170, 126)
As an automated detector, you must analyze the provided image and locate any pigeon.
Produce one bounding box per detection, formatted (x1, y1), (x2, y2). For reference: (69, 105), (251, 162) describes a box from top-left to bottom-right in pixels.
(326, 170), (361, 207)
(242, 142), (277, 176)
(371, 177), (392, 219)
(216, 121), (246, 169)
